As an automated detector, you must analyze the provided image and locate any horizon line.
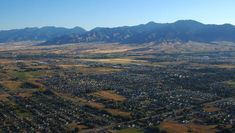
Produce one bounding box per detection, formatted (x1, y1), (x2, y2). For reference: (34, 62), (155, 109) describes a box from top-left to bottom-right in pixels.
(1, 19), (234, 31)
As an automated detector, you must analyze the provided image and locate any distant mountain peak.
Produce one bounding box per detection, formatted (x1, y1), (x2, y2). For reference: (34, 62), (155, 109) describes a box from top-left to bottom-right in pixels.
(174, 19), (202, 24)
(173, 20), (204, 27)
(146, 21), (157, 25)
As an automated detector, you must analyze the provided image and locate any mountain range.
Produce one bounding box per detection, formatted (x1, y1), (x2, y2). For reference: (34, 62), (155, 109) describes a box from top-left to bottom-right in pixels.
(0, 26), (86, 43)
(1, 20), (235, 45)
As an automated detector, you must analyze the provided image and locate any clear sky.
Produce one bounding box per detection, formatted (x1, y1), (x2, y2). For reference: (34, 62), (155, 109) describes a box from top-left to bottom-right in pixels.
(1, 0), (235, 30)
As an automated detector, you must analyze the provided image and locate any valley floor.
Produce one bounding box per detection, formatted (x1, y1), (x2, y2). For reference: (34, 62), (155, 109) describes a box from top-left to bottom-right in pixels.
(0, 41), (235, 132)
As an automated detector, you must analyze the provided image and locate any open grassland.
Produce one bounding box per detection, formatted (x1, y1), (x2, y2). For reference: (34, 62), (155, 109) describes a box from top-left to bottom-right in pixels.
(104, 109), (131, 118)
(77, 44), (136, 54)
(59, 64), (122, 74)
(145, 41), (235, 54)
(9, 70), (45, 79)
(213, 64), (235, 69)
(54, 91), (105, 109)
(17, 90), (35, 98)
(58, 64), (88, 69)
(0, 92), (10, 101)
(80, 58), (148, 65)
(160, 121), (217, 133)
(78, 67), (122, 74)
(0, 59), (17, 65)
(1, 41), (235, 55)
(203, 104), (220, 113)
(0, 81), (22, 90)
(116, 128), (143, 133)
(90, 90), (126, 101)
(67, 123), (88, 131)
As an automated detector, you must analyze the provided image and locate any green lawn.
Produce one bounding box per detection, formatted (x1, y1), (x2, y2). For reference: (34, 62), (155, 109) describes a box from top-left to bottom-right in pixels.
(10, 71), (42, 80)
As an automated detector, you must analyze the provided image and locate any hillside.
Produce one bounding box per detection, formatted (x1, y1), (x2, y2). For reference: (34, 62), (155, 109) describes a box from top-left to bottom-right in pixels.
(0, 26), (86, 42)
(42, 20), (235, 45)
(1, 20), (235, 45)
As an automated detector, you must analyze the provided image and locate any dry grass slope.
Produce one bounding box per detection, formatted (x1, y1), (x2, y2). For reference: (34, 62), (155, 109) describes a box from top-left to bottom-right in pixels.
(90, 90), (126, 101)
(160, 121), (217, 133)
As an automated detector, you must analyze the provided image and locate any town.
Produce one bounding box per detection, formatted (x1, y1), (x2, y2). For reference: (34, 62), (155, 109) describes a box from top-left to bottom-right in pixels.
(0, 42), (235, 132)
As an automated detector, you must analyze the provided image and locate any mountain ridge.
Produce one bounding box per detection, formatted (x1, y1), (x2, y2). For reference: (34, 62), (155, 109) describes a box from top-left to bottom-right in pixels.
(0, 26), (86, 43)
(42, 20), (235, 45)
(1, 20), (235, 45)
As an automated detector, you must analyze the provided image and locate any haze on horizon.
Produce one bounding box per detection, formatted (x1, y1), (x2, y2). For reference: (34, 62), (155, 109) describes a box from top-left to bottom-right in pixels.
(1, 0), (235, 30)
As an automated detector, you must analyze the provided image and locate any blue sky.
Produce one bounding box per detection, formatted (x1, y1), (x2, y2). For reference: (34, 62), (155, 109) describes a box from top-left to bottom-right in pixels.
(0, 0), (235, 30)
